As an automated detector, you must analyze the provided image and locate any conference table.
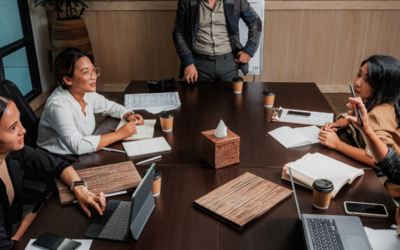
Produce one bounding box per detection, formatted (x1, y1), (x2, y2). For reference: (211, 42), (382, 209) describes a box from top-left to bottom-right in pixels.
(15, 82), (398, 250)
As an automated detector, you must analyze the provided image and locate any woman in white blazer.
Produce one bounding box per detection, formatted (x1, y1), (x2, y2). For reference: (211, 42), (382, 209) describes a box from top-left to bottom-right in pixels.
(37, 48), (143, 155)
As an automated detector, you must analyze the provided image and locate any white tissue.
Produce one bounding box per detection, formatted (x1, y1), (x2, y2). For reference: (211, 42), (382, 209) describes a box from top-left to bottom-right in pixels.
(214, 120), (228, 138)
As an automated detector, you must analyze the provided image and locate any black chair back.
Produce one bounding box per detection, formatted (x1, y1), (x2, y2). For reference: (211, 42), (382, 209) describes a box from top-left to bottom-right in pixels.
(0, 79), (39, 147)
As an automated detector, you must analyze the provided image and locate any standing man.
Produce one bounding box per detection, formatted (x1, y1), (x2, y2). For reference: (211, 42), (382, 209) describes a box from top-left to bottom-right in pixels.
(173, 0), (262, 83)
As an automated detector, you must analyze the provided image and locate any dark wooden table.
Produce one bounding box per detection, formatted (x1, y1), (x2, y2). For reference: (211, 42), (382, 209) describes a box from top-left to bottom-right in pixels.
(75, 81), (366, 169)
(15, 82), (398, 250)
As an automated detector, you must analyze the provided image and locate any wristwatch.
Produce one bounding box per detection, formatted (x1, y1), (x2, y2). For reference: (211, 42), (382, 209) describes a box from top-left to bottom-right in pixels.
(125, 111), (134, 122)
(70, 181), (87, 191)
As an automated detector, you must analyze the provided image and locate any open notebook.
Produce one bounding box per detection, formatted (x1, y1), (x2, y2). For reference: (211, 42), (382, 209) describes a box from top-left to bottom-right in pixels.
(116, 119), (156, 141)
(281, 153), (364, 198)
(268, 126), (320, 148)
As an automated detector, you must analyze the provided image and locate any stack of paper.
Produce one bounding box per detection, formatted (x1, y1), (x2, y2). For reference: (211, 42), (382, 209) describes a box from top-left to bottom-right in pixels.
(364, 227), (400, 250)
(273, 107), (334, 126)
(124, 92), (181, 114)
(122, 137), (172, 157)
(268, 126), (321, 148)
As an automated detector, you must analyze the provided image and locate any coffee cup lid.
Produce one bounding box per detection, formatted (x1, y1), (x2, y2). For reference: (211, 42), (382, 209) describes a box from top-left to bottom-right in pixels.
(232, 76), (244, 82)
(142, 168), (162, 180)
(312, 179), (334, 193)
(263, 89), (275, 96)
(159, 110), (174, 118)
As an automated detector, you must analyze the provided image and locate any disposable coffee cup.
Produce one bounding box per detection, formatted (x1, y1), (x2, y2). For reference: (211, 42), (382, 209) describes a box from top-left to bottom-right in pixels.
(232, 76), (244, 94)
(159, 111), (174, 132)
(263, 89), (275, 107)
(142, 168), (162, 197)
(312, 179), (334, 209)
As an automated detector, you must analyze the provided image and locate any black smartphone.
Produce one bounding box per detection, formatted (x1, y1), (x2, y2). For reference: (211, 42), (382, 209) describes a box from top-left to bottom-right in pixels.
(32, 233), (82, 250)
(348, 82), (364, 127)
(287, 110), (311, 117)
(344, 201), (388, 218)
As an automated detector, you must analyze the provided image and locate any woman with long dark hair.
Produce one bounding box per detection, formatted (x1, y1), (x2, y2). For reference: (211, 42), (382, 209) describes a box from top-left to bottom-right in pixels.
(37, 48), (144, 156)
(0, 96), (106, 249)
(319, 55), (400, 167)
(319, 54), (400, 167)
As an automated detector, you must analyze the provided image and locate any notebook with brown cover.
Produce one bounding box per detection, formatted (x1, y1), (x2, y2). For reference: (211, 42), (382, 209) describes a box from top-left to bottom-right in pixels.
(194, 172), (293, 230)
(56, 161), (142, 205)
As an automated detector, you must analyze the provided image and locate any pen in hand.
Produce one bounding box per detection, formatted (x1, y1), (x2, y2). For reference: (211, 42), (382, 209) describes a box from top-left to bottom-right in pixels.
(349, 82), (364, 127)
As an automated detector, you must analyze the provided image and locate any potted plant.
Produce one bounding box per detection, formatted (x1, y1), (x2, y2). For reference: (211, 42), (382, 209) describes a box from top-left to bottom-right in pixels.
(34, 0), (112, 63)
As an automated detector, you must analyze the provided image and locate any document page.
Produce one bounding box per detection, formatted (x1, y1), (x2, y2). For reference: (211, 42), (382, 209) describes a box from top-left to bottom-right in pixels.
(116, 119), (156, 141)
(122, 137), (171, 157)
(364, 227), (400, 250)
(275, 107), (334, 126)
(124, 92), (181, 110)
(269, 126), (320, 148)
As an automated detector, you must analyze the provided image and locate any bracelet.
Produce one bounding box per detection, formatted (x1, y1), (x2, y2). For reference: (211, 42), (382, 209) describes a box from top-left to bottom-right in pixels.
(125, 111), (134, 122)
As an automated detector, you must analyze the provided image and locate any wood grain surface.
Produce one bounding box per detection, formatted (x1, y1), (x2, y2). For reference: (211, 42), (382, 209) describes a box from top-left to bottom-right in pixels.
(194, 172), (293, 229)
(56, 161), (142, 204)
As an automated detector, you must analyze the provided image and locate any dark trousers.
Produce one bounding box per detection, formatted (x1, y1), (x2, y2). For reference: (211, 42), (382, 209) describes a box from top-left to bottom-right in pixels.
(193, 52), (239, 82)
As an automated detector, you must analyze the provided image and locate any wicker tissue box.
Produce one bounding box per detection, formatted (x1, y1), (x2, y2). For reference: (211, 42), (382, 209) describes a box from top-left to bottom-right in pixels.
(201, 129), (240, 169)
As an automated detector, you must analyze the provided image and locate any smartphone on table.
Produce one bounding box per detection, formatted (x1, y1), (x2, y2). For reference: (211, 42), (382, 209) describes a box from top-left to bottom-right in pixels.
(344, 201), (388, 218)
(32, 232), (82, 250)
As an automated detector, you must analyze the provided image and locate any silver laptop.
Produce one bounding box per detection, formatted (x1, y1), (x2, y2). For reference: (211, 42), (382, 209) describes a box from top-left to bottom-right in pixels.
(288, 168), (373, 250)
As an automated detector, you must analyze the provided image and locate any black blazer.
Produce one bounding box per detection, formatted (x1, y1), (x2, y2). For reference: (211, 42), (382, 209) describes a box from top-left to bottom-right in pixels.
(0, 146), (69, 250)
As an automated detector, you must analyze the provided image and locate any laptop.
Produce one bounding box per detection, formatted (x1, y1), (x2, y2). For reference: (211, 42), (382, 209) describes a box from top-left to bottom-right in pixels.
(85, 163), (156, 242)
(288, 168), (373, 250)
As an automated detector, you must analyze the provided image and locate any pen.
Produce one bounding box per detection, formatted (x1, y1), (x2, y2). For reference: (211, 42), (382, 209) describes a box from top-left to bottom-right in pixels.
(186, 85), (191, 91)
(73, 190), (128, 203)
(136, 155), (162, 165)
(102, 147), (126, 154)
(348, 82), (364, 127)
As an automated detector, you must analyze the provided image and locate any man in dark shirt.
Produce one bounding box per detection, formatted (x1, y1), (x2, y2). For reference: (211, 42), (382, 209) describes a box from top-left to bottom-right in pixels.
(173, 0), (262, 83)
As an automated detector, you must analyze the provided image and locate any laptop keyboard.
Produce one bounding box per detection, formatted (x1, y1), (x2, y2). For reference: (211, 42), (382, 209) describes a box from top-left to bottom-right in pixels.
(99, 201), (131, 240)
(307, 218), (345, 250)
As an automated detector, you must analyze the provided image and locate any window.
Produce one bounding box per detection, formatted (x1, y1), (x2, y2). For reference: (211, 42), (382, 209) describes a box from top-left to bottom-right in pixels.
(0, 0), (42, 101)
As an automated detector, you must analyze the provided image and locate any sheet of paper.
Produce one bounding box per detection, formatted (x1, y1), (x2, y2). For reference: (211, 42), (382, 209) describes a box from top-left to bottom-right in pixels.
(364, 227), (400, 250)
(268, 126), (320, 148)
(122, 137), (172, 157)
(275, 107), (334, 126)
(269, 127), (307, 148)
(25, 239), (92, 250)
(116, 119), (156, 140)
(145, 106), (178, 114)
(292, 126), (321, 146)
(124, 92), (181, 110)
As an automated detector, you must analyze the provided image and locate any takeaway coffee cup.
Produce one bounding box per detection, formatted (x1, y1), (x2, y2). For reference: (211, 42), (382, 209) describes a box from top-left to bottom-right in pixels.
(263, 89), (275, 107)
(142, 168), (162, 196)
(312, 179), (334, 209)
(232, 76), (244, 94)
(159, 111), (174, 132)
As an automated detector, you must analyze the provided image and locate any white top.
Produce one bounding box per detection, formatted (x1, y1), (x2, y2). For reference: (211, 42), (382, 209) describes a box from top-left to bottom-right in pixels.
(37, 87), (131, 155)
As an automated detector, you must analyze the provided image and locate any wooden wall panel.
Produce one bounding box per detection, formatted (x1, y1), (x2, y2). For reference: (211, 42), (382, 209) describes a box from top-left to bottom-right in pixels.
(47, 10), (181, 87)
(47, 7), (400, 92)
(263, 10), (400, 91)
